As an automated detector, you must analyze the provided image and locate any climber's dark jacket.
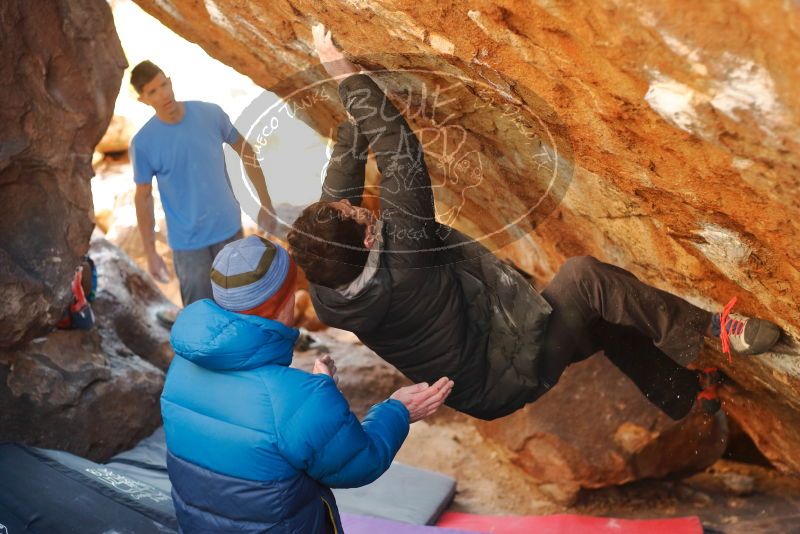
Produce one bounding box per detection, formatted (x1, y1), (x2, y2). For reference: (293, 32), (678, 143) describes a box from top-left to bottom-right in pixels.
(310, 74), (552, 420)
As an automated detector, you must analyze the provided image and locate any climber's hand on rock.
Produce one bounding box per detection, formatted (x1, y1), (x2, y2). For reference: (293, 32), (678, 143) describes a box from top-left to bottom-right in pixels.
(390, 377), (454, 423)
(312, 23), (360, 81)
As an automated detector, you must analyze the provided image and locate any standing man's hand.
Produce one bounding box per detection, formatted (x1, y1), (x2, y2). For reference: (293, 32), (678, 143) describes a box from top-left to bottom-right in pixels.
(390, 377), (454, 423)
(257, 206), (280, 237)
(146, 250), (170, 283)
(134, 183), (171, 284)
(313, 354), (339, 385)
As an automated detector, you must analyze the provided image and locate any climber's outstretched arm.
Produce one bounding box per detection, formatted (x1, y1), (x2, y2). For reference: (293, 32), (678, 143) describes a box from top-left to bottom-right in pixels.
(312, 24), (436, 239)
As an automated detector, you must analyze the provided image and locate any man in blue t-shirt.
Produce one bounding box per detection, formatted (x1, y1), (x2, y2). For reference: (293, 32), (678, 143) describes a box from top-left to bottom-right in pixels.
(129, 60), (277, 318)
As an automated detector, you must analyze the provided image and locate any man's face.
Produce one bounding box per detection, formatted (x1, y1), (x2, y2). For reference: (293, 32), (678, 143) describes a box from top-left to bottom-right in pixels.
(137, 72), (177, 114)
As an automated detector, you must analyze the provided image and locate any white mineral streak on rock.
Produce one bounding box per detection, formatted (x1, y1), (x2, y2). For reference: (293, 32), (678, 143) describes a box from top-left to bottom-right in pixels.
(644, 71), (707, 135)
(659, 31), (709, 77)
(341, 0), (374, 10)
(467, 10), (535, 62)
(429, 33), (455, 55)
(154, 0), (181, 20)
(381, 10), (426, 42)
(235, 15), (270, 44)
(638, 11), (790, 141)
(697, 223), (752, 264)
(710, 53), (785, 136)
(204, 0), (235, 34)
(694, 223), (752, 284)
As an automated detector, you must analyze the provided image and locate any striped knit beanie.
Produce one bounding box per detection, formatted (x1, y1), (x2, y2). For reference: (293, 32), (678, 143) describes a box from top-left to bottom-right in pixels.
(210, 235), (297, 317)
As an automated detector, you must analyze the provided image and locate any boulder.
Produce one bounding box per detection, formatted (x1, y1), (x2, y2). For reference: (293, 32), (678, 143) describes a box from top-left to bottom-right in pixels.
(477, 354), (728, 503)
(0, 0), (126, 348)
(0, 238), (174, 461)
(89, 237), (177, 372)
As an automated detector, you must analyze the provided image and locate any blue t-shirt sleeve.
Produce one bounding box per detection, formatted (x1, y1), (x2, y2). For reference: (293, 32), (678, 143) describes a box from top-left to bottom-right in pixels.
(215, 104), (240, 145)
(130, 136), (154, 185)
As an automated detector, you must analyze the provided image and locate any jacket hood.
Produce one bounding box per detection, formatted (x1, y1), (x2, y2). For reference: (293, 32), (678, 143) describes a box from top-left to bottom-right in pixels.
(310, 262), (392, 333)
(170, 299), (299, 371)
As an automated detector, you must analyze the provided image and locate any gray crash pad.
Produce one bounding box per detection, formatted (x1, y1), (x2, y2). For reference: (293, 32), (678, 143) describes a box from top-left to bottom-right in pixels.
(108, 426), (456, 525)
(8, 426), (456, 529)
(334, 462), (456, 525)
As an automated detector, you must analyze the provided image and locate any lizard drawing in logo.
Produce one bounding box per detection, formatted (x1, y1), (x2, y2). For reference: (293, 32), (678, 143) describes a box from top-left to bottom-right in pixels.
(418, 123), (484, 227)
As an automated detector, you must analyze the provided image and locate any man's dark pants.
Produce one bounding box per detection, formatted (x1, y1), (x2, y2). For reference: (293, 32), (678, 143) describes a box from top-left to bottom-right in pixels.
(537, 256), (713, 420)
(172, 229), (243, 306)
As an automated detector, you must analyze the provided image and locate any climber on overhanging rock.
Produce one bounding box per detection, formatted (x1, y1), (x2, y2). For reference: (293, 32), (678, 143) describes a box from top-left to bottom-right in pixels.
(288, 23), (783, 422)
(129, 61), (280, 325)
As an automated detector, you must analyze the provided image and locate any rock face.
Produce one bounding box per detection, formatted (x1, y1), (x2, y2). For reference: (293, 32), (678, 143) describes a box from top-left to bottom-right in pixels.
(89, 237), (177, 372)
(0, 238), (174, 461)
(132, 0), (800, 478)
(477, 354), (728, 503)
(0, 0), (126, 348)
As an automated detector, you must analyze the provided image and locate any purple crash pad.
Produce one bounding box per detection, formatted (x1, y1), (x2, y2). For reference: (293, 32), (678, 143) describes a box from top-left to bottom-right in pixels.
(341, 513), (474, 534)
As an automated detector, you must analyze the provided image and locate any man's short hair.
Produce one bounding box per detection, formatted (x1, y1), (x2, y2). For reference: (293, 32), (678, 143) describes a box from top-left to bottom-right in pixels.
(287, 202), (369, 289)
(130, 60), (164, 94)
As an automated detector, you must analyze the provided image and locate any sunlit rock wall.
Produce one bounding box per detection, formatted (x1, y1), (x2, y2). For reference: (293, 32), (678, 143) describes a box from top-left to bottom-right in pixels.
(132, 0), (800, 472)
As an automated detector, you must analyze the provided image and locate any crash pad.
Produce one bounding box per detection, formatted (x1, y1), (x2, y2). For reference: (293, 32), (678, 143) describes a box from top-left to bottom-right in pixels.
(437, 512), (704, 534)
(106, 426), (456, 525)
(335, 461), (456, 525)
(342, 512), (473, 533)
(0, 426), (457, 532)
(0, 443), (177, 533)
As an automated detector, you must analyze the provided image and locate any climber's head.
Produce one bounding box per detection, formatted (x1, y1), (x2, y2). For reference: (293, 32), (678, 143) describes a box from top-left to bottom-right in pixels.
(131, 60), (177, 116)
(287, 199), (377, 289)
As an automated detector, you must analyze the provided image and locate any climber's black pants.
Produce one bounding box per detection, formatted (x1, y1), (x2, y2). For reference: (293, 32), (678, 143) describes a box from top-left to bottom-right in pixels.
(538, 256), (713, 420)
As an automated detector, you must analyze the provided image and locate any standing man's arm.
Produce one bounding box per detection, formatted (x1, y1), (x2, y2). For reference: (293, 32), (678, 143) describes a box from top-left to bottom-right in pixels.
(131, 136), (170, 284)
(134, 184), (170, 283)
(229, 135), (279, 235)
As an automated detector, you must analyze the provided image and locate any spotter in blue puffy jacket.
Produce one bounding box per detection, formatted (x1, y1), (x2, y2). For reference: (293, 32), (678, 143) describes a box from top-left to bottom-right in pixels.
(161, 298), (410, 533)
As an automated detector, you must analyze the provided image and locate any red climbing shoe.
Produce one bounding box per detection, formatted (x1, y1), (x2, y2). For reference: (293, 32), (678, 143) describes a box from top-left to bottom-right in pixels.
(714, 297), (781, 361)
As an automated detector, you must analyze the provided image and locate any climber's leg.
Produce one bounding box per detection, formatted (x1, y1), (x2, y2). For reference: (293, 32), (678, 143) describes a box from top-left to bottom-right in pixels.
(535, 275), (702, 420)
(593, 321), (701, 420)
(539, 256), (712, 385)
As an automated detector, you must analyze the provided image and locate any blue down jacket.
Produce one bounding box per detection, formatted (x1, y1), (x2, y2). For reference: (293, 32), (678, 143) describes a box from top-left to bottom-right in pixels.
(161, 299), (410, 533)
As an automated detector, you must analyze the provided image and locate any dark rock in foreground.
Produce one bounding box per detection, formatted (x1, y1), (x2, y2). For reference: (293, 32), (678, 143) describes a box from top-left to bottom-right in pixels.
(0, 238), (175, 462)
